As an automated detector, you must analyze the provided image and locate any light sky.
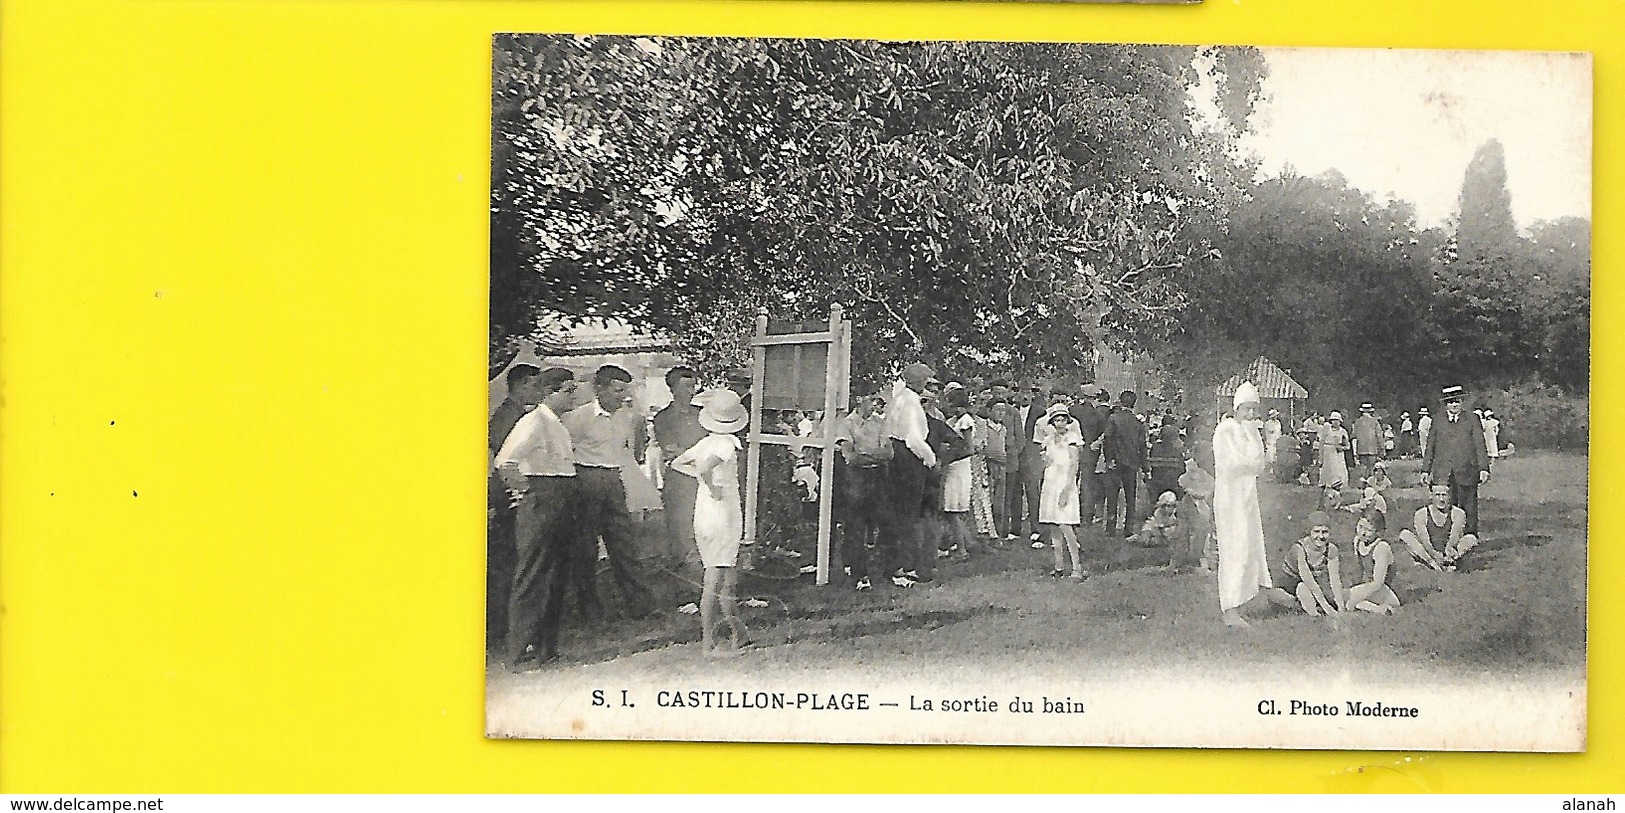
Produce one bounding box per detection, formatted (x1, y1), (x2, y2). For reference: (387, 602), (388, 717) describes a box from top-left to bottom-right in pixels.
(1240, 48), (1591, 230)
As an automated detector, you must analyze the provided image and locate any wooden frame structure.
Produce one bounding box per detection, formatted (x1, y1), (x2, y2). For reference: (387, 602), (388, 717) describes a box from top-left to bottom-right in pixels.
(742, 305), (852, 586)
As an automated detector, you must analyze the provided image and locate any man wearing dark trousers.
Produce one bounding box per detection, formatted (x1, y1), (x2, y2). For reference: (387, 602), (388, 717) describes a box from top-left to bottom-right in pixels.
(1103, 391), (1148, 538)
(653, 365), (705, 577)
(487, 363), (541, 654)
(1068, 384), (1112, 531)
(1420, 385), (1490, 536)
(838, 390), (893, 590)
(990, 382), (1023, 541)
(562, 365), (654, 618)
(882, 362), (939, 587)
(495, 367), (580, 669)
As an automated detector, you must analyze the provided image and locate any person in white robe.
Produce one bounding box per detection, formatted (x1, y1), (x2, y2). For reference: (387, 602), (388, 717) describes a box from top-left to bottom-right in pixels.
(1214, 381), (1271, 628)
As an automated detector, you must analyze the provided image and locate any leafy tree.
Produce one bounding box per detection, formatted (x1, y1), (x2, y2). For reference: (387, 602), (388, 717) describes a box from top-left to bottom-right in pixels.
(1523, 217), (1592, 392)
(1171, 171), (1436, 409)
(490, 36), (1266, 383)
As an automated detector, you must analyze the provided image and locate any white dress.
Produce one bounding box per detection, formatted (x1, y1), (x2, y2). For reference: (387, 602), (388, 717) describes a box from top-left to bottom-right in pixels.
(671, 433), (743, 567)
(1038, 432), (1083, 525)
(943, 414), (975, 512)
(1214, 417), (1271, 611)
(1318, 425), (1349, 488)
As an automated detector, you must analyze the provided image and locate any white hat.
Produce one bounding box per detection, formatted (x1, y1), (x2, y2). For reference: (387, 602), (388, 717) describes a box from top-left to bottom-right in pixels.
(698, 389), (748, 434)
(1157, 490), (1179, 506)
(1329, 410), (1343, 421)
(1044, 403), (1073, 422)
(1232, 381), (1260, 410)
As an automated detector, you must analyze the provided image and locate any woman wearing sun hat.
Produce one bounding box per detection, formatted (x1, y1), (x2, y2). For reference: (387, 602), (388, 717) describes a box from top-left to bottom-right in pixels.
(1318, 410), (1350, 491)
(672, 388), (751, 657)
(1037, 403), (1087, 580)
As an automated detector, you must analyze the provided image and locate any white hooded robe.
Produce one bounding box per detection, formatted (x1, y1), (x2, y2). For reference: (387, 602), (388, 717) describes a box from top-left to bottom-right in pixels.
(1214, 416), (1271, 611)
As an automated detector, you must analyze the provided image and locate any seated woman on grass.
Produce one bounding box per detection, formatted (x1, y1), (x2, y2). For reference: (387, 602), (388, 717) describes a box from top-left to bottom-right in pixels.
(1346, 517), (1401, 615)
(1263, 510), (1344, 616)
(1397, 483), (1479, 572)
(1339, 481), (1389, 532)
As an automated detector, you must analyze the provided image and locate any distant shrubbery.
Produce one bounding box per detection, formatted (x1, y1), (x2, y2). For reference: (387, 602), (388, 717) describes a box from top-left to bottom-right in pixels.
(1478, 380), (1589, 451)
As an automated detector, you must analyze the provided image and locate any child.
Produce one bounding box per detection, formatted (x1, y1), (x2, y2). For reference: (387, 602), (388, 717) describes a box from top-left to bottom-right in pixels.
(1339, 461), (1391, 530)
(1367, 459), (1394, 494)
(1346, 517), (1401, 614)
(671, 388), (751, 658)
(939, 389), (979, 561)
(1038, 404), (1087, 580)
(1136, 491), (1194, 571)
(1178, 458), (1217, 570)
(1263, 510), (1344, 616)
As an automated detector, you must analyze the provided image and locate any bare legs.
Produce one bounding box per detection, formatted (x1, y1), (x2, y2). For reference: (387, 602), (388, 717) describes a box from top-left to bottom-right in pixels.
(1347, 580), (1399, 614)
(1046, 523), (1084, 579)
(1397, 529), (1450, 571)
(701, 565), (745, 658)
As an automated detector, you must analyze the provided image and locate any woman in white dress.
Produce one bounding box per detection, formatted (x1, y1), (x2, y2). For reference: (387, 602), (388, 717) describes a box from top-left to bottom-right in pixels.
(1038, 404), (1086, 580)
(671, 389), (750, 657)
(1318, 411), (1350, 490)
(940, 389), (977, 559)
(1214, 382), (1271, 628)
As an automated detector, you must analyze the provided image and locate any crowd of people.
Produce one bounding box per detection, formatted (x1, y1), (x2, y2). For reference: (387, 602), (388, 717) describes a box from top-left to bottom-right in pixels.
(487, 357), (1513, 668)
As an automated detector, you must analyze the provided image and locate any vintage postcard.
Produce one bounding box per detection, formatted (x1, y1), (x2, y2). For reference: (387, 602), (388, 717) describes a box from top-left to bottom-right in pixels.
(485, 37), (1590, 751)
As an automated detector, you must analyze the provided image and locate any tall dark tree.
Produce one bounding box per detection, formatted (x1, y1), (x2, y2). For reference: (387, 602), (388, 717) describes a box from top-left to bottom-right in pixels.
(1453, 139), (1519, 263)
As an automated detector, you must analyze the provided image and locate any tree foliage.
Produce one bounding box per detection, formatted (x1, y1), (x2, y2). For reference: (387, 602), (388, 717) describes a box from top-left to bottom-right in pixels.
(491, 36), (1267, 382)
(1171, 171), (1437, 408)
(491, 40), (1588, 407)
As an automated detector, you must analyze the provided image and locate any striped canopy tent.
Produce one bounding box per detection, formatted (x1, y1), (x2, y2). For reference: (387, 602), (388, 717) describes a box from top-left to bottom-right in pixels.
(1215, 356), (1309, 426)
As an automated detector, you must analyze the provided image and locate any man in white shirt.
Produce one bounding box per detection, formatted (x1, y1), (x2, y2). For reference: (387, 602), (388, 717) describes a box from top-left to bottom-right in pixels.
(495, 367), (581, 669)
(562, 365), (654, 619)
(882, 362), (938, 586)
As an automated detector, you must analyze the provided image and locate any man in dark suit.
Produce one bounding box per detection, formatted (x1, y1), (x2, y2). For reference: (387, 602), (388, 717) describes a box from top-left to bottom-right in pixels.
(1068, 384), (1112, 531)
(1018, 377), (1054, 545)
(1103, 390), (1149, 537)
(1420, 385), (1491, 536)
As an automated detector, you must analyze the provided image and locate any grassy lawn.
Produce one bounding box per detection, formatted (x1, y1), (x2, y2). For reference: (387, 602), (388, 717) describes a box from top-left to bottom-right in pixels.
(501, 450), (1586, 685)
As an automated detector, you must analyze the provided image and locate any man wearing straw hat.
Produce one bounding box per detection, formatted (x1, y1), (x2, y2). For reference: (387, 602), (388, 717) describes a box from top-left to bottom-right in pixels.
(1351, 402), (1383, 484)
(1214, 381), (1272, 628)
(1421, 385), (1490, 536)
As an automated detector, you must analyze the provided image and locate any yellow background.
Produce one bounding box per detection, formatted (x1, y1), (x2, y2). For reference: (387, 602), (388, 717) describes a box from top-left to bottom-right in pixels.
(0, 0), (1616, 792)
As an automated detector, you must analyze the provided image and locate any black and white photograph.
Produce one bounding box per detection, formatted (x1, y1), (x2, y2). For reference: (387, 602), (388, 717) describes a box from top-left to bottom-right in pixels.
(485, 36), (1590, 751)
